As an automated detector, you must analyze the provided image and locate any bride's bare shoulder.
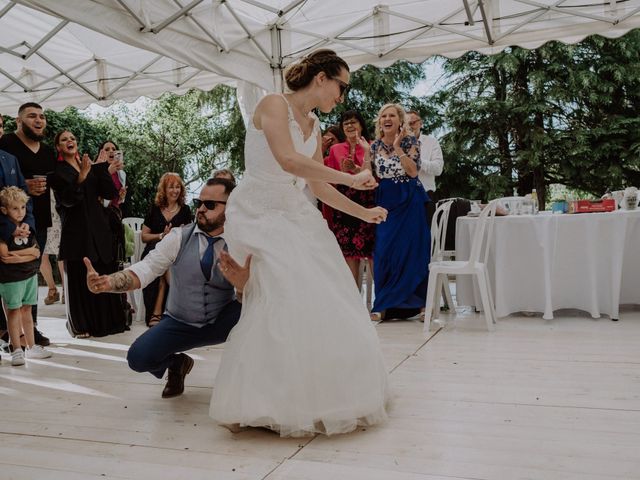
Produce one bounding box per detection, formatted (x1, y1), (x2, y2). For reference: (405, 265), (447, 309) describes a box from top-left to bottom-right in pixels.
(253, 94), (288, 129)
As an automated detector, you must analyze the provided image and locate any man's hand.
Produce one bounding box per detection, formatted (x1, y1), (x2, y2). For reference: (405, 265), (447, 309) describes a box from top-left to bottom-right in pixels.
(12, 223), (30, 238)
(84, 257), (113, 294)
(218, 251), (251, 292)
(84, 257), (139, 293)
(25, 177), (46, 196)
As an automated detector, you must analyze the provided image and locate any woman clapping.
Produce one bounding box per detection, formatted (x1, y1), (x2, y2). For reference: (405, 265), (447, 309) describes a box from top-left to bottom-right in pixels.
(50, 130), (127, 338)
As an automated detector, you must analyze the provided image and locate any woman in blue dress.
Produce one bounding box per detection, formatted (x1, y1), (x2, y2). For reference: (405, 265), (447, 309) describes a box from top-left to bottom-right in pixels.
(369, 103), (430, 320)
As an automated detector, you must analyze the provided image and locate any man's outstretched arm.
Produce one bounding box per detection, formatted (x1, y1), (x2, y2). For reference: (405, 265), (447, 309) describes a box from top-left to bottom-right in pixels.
(84, 257), (141, 293)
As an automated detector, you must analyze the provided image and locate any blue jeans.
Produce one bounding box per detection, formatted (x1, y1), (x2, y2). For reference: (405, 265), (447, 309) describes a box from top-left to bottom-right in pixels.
(127, 300), (241, 379)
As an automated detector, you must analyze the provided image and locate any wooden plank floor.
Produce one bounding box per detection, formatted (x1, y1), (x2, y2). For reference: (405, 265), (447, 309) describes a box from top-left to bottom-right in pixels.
(1, 289), (639, 479)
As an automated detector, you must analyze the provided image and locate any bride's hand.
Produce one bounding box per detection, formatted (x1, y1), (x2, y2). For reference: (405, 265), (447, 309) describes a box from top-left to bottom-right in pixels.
(349, 170), (377, 190)
(360, 206), (387, 224)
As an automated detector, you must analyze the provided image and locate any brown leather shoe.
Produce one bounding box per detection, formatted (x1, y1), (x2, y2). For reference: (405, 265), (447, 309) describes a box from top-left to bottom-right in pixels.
(162, 353), (194, 398)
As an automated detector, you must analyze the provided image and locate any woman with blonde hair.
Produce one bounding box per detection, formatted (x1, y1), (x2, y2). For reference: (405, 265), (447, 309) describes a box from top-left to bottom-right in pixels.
(369, 103), (430, 321)
(140, 172), (192, 327)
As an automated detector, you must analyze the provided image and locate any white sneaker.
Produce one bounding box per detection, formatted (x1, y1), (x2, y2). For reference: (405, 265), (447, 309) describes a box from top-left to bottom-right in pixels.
(11, 349), (25, 366)
(25, 344), (52, 359)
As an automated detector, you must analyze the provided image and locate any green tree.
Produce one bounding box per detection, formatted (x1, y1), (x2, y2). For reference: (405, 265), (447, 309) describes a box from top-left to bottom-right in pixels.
(322, 62), (427, 135)
(432, 31), (640, 207)
(99, 90), (220, 216)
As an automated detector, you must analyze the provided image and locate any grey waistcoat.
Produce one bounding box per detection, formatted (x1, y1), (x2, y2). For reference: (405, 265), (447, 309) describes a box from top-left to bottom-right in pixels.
(165, 224), (235, 327)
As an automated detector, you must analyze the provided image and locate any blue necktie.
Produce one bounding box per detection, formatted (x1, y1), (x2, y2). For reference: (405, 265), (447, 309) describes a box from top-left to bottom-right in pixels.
(200, 236), (221, 281)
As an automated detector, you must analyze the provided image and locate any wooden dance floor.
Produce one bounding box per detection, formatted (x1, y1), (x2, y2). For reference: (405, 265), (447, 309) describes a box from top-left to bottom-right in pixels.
(1, 289), (639, 479)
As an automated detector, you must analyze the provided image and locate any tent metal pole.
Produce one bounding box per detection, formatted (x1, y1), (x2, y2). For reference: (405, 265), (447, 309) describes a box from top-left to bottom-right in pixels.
(388, 8), (486, 43)
(223, 2), (272, 62)
(270, 24), (283, 92)
(114, 0), (148, 29)
(0, 67), (30, 91)
(30, 59), (94, 89)
(280, 0), (307, 17)
(619, 6), (640, 23)
(493, 0), (562, 43)
(142, 0), (204, 33)
(23, 20), (69, 60)
(36, 62), (98, 102)
(477, 0), (494, 44)
(34, 49), (99, 100)
(517, 0), (613, 23)
(0, 1), (15, 19)
(462, 0), (476, 25)
(171, 0), (227, 52)
(106, 55), (164, 97)
(237, 0), (280, 15)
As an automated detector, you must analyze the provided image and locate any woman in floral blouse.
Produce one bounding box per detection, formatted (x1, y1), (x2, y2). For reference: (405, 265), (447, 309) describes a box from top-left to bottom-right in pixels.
(369, 103), (430, 321)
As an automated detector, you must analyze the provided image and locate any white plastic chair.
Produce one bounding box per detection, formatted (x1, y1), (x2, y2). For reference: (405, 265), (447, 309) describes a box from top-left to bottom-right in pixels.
(424, 200), (499, 332)
(122, 217), (145, 322)
(436, 197), (471, 260)
(122, 217), (144, 263)
(429, 200), (455, 311)
(357, 259), (373, 311)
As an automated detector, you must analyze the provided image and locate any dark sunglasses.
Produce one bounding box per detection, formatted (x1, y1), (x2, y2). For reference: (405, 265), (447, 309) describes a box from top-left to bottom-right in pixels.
(331, 77), (350, 97)
(193, 198), (226, 210)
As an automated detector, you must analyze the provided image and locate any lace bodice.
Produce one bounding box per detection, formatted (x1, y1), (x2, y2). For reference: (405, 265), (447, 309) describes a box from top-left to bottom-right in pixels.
(243, 94), (319, 189)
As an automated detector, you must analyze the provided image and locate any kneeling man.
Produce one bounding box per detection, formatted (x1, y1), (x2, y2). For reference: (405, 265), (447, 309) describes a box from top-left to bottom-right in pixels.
(85, 178), (249, 398)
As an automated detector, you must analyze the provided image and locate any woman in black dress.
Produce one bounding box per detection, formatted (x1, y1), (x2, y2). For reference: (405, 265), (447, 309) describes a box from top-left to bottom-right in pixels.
(50, 130), (127, 338)
(140, 172), (192, 326)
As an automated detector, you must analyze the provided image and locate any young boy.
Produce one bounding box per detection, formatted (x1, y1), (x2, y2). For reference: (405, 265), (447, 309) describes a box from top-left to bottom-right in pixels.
(0, 186), (52, 365)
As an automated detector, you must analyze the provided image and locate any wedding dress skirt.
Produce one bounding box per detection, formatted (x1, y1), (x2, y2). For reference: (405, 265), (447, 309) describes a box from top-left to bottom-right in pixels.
(209, 96), (388, 437)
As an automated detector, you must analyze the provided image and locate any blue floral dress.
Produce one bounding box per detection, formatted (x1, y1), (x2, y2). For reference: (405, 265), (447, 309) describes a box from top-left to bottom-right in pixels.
(371, 136), (430, 314)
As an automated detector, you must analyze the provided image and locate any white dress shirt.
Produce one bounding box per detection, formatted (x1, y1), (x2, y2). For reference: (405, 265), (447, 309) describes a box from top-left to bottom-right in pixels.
(128, 225), (225, 288)
(417, 134), (444, 192)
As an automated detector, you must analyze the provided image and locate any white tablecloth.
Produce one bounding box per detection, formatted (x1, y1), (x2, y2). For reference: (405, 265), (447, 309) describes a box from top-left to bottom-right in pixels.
(455, 210), (640, 320)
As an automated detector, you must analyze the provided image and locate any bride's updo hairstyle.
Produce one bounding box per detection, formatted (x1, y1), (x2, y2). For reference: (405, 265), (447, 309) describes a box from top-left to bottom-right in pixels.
(284, 49), (349, 91)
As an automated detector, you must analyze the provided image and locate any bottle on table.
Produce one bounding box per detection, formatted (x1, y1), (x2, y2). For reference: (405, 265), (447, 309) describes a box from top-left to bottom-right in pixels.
(531, 189), (539, 214)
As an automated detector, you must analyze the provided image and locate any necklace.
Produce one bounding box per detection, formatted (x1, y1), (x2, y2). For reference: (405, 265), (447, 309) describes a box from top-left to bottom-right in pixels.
(163, 204), (179, 214)
(287, 95), (311, 117)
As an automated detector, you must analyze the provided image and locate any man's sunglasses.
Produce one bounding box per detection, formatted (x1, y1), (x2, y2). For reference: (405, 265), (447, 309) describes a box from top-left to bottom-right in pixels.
(331, 77), (350, 97)
(193, 198), (226, 210)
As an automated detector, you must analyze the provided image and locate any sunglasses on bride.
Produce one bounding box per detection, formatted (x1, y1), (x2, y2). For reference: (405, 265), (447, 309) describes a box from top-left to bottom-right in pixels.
(193, 198), (226, 210)
(330, 76), (350, 97)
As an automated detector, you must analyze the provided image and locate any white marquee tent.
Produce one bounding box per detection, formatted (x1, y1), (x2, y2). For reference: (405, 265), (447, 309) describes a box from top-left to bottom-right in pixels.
(2, 0), (640, 115)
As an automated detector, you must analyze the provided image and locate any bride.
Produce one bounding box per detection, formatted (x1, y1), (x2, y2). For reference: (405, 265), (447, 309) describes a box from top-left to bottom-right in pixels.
(210, 49), (389, 437)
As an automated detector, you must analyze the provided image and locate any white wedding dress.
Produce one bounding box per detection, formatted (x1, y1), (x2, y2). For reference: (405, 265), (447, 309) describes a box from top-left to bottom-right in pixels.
(209, 95), (388, 437)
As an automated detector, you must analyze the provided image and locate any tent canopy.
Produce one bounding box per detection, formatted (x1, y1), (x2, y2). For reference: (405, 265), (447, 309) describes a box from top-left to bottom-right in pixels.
(2, 0), (640, 113)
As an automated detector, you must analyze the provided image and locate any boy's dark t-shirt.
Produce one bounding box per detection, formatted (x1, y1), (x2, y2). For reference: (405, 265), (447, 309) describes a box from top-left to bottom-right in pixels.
(0, 133), (55, 232)
(0, 230), (39, 282)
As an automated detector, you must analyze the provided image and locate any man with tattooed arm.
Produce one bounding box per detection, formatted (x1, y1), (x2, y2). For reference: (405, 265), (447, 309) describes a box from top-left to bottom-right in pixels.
(84, 178), (250, 398)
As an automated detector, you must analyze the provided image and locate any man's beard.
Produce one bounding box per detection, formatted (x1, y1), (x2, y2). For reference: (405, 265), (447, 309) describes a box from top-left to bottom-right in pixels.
(197, 212), (225, 232)
(22, 123), (45, 141)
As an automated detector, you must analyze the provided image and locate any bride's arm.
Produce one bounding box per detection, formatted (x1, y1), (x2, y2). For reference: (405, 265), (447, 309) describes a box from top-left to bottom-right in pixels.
(308, 137), (386, 224)
(258, 95), (370, 188)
